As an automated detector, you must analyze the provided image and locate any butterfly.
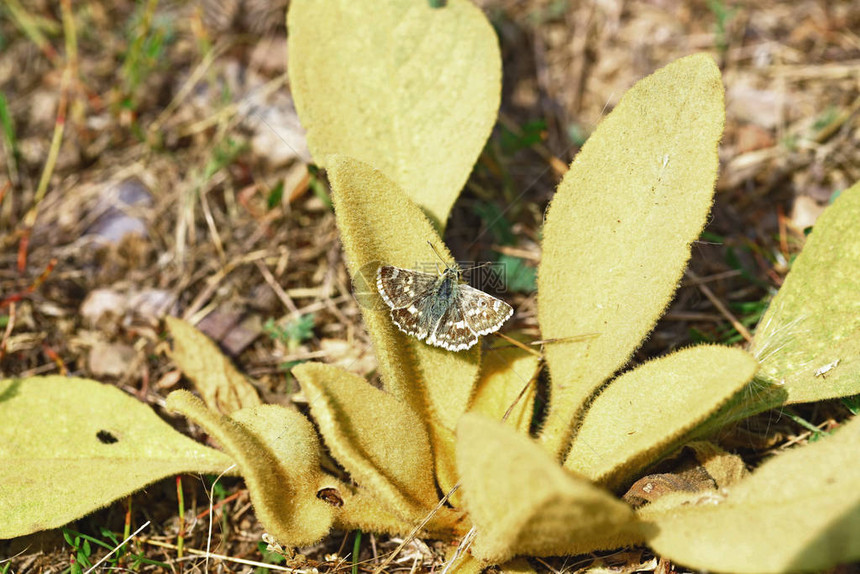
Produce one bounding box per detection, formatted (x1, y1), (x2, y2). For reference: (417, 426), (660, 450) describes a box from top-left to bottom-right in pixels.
(376, 253), (513, 351)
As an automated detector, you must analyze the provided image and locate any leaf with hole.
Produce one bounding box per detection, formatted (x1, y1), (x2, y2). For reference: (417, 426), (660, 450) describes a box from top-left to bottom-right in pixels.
(0, 376), (235, 539)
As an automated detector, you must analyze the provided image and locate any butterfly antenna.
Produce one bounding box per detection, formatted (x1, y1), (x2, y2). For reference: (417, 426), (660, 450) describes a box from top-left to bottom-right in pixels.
(459, 260), (491, 272)
(461, 260), (492, 279)
(427, 241), (455, 272)
(427, 240), (445, 262)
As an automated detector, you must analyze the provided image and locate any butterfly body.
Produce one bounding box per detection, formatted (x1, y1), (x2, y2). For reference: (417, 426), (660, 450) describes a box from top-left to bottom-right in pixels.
(377, 264), (513, 351)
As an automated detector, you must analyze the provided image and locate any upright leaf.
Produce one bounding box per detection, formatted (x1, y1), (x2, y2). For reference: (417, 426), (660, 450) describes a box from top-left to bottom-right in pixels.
(749, 182), (860, 412)
(537, 54), (725, 456)
(288, 0), (501, 227)
(326, 155), (480, 436)
(292, 362), (451, 525)
(167, 392), (334, 546)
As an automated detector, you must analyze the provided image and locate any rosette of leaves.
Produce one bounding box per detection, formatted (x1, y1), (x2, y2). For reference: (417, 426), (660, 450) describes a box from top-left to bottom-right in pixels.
(270, 49), (860, 571)
(177, 52), (854, 570)
(3, 10), (860, 574)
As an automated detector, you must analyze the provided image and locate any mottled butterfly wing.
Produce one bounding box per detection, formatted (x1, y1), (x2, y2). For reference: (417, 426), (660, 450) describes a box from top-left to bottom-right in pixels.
(425, 298), (479, 351)
(377, 266), (440, 340)
(377, 266), (439, 308)
(388, 304), (432, 340)
(457, 284), (514, 336)
(377, 264), (513, 351)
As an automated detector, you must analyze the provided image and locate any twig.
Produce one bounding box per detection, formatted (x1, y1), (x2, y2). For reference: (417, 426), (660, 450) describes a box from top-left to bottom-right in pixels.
(441, 526), (476, 574)
(256, 260), (300, 316)
(371, 485), (462, 574)
(84, 521), (151, 574)
(143, 539), (310, 573)
(685, 269), (753, 344)
(494, 332), (542, 357)
(18, 0), (76, 271)
(502, 363), (542, 422)
(0, 258), (58, 309)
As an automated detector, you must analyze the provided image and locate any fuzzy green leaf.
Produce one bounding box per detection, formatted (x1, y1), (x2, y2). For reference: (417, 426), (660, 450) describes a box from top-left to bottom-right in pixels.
(166, 391), (334, 546)
(0, 376), (235, 539)
(537, 54), (725, 456)
(330, 481), (428, 537)
(443, 548), (490, 574)
(165, 316), (261, 414)
(642, 414), (860, 573)
(496, 558), (540, 574)
(288, 0), (501, 227)
(326, 155), (481, 434)
(469, 343), (541, 435)
(457, 414), (642, 562)
(749, 182), (860, 412)
(429, 423), (461, 509)
(292, 362), (445, 522)
(437, 339), (541, 508)
(565, 345), (758, 490)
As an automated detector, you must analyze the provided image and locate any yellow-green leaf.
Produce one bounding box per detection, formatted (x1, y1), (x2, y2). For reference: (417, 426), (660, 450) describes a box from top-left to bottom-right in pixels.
(642, 414), (860, 573)
(496, 558), (540, 574)
(292, 362), (443, 521)
(437, 342), (541, 506)
(428, 422), (461, 508)
(457, 414), (642, 563)
(537, 54), (725, 456)
(0, 376), (235, 539)
(331, 480), (438, 537)
(326, 155), (480, 433)
(469, 343), (541, 435)
(288, 0), (501, 227)
(684, 440), (749, 489)
(165, 316), (261, 414)
(565, 345), (758, 490)
(750, 182), (860, 410)
(166, 391), (333, 546)
(443, 547), (489, 574)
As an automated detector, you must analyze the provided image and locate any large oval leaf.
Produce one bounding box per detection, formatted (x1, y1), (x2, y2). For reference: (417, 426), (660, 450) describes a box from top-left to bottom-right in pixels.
(457, 414), (642, 563)
(537, 54), (725, 456)
(749, 182), (860, 411)
(288, 0), (501, 228)
(641, 414), (860, 573)
(0, 376), (235, 539)
(565, 345), (758, 490)
(291, 362), (441, 521)
(167, 392), (334, 545)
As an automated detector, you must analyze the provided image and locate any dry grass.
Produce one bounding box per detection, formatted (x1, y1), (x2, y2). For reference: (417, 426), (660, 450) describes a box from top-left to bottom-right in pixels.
(1, 0), (859, 571)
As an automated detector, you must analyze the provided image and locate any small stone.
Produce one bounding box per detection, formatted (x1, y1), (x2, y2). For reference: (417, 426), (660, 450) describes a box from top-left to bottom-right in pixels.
(88, 342), (137, 378)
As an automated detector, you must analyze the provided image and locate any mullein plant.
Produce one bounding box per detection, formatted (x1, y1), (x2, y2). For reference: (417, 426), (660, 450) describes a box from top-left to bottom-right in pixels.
(2, 1), (860, 572)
